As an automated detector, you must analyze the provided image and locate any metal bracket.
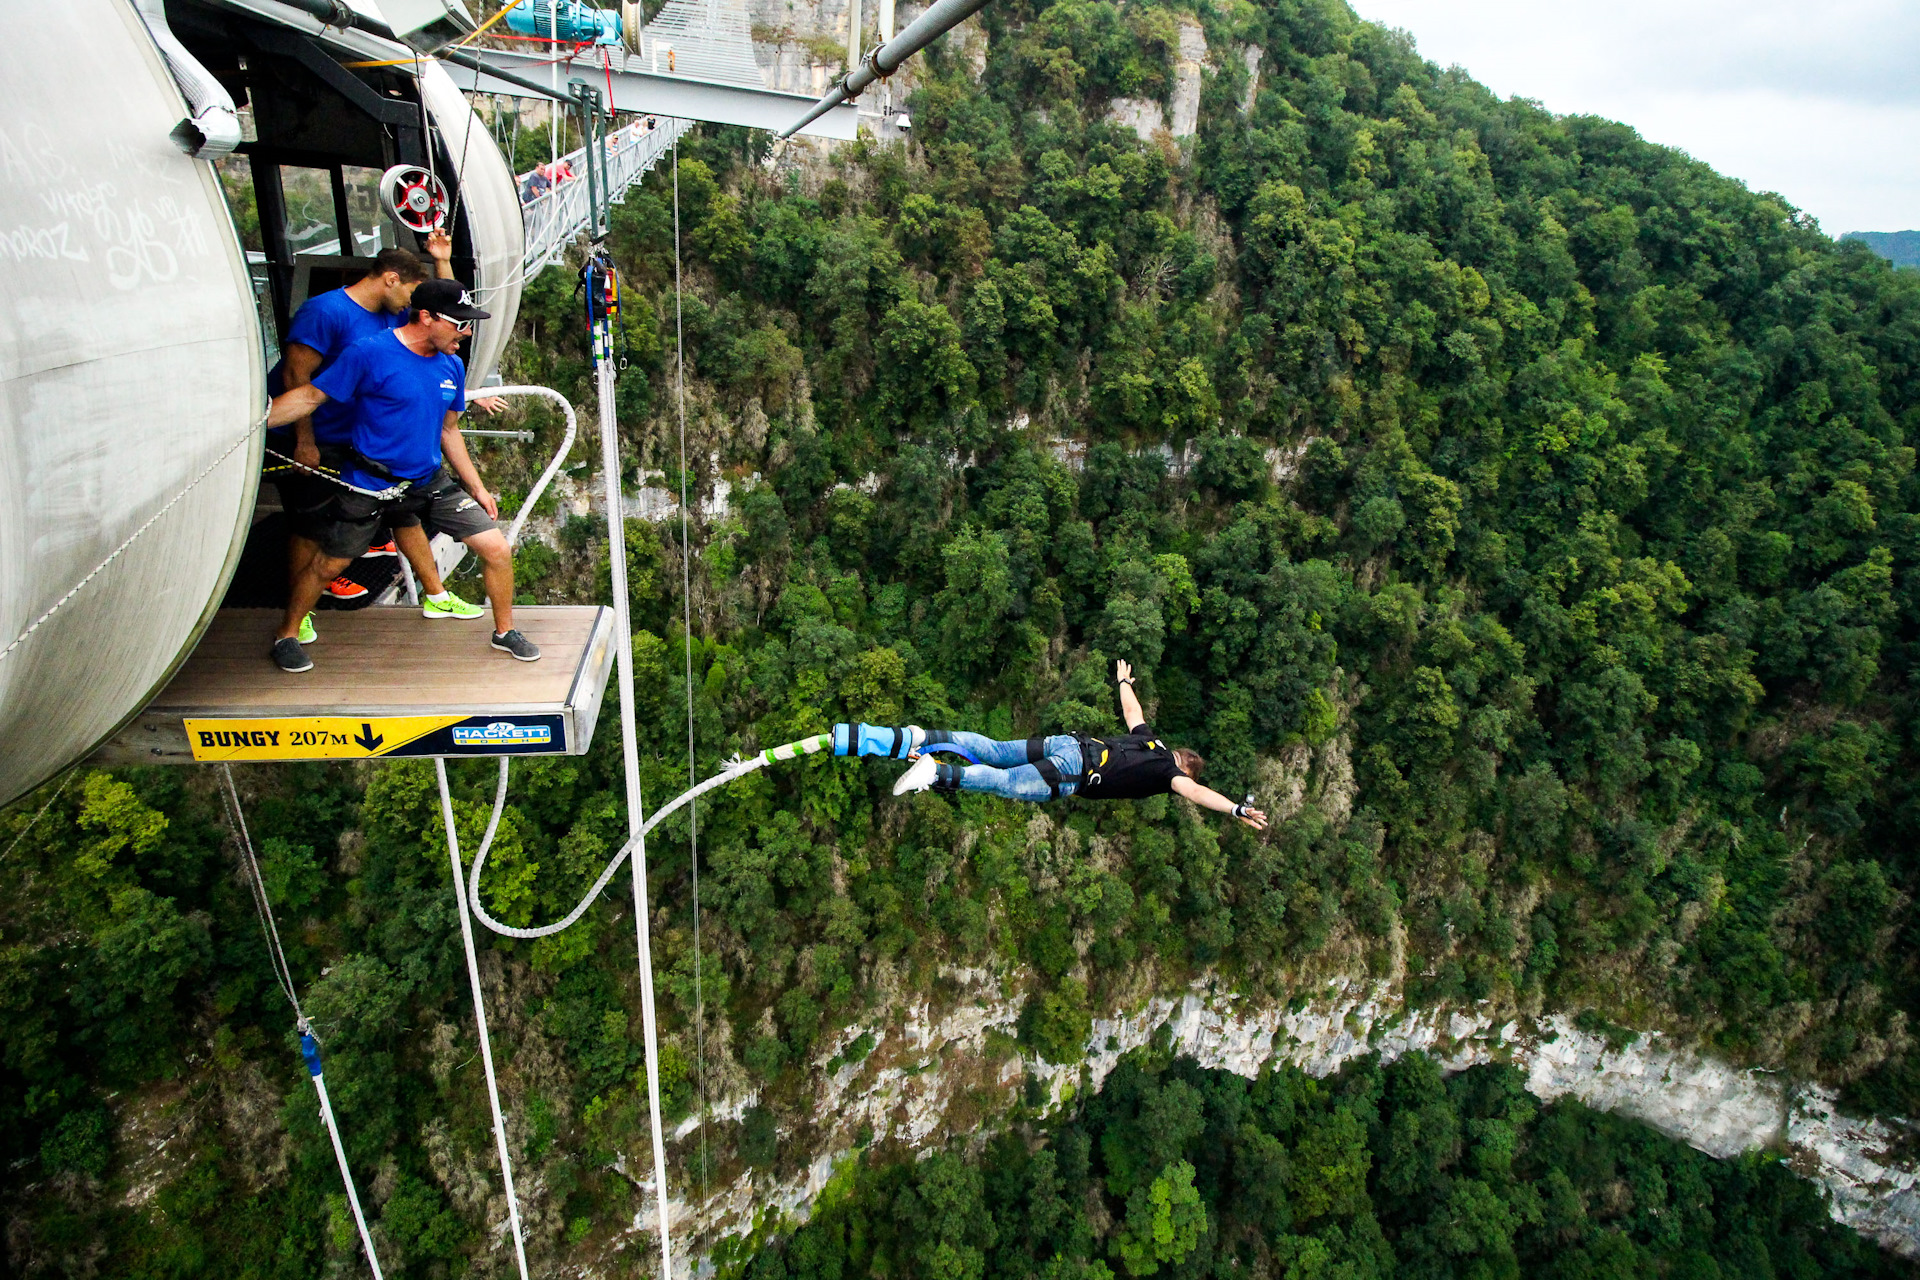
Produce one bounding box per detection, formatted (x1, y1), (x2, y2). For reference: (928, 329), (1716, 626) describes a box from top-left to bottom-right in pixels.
(568, 81), (612, 241)
(247, 27), (420, 127)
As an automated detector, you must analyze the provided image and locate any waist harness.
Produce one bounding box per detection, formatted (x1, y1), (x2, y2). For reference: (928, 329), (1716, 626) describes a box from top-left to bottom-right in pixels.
(349, 450), (422, 494)
(1027, 733), (1108, 799)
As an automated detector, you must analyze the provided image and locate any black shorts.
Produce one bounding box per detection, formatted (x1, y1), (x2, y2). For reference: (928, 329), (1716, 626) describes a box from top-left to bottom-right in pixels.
(420, 466), (502, 543)
(311, 484), (430, 562)
(272, 445), (353, 541)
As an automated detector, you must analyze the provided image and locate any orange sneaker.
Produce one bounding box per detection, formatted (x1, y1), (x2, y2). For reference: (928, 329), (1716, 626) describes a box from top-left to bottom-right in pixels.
(364, 539), (399, 558)
(326, 576), (369, 601)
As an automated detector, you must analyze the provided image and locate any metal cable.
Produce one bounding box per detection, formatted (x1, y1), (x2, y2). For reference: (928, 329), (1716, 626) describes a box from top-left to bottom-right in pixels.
(218, 767), (384, 1279)
(671, 126), (710, 1202)
(218, 765), (303, 1022)
(0, 413), (264, 664)
(0, 772), (75, 866)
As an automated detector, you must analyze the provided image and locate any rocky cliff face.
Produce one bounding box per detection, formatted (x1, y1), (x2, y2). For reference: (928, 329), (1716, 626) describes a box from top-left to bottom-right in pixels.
(606, 969), (1920, 1276)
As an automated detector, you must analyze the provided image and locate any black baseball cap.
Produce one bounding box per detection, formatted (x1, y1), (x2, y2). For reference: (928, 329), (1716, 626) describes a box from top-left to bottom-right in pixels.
(412, 278), (491, 321)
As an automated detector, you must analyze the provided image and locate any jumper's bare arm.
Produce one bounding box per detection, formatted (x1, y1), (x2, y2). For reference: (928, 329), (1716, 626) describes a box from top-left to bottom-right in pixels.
(1115, 658), (1146, 729)
(1172, 776), (1269, 830)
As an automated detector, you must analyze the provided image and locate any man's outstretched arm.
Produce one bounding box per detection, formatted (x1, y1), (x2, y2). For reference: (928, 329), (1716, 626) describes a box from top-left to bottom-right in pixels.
(1171, 775), (1269, 830)
(267, 384), (329, 430)
(1115, 658), (1146, 730)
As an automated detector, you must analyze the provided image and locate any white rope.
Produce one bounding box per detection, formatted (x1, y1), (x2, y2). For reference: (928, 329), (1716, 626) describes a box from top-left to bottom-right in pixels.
(261, 447), (413, 500)
(463, 735), (832, 940)
(671, 125), (710, 1200)
(435, 759), (531, 1280)
(308, 1066), (386, 1280)
(488, 384), (579, 549)
(0, 413), (263, 664)
(218, 767), (384, 1280)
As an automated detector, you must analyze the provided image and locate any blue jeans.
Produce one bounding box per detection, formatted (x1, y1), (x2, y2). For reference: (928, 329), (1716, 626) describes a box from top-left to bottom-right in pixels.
(925, 732), (1083, 802)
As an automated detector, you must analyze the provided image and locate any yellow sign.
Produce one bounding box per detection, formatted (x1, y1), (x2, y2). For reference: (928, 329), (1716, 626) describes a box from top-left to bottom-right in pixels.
(184, 715), (467, 762)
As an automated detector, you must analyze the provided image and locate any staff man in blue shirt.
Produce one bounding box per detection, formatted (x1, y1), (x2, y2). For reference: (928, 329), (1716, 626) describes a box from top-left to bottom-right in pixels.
(263, 279), (540, 672)
(273, 235), (494, 632)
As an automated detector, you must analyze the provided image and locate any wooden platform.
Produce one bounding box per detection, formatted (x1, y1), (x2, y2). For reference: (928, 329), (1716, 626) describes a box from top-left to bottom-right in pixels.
(93, 607), (616, 765)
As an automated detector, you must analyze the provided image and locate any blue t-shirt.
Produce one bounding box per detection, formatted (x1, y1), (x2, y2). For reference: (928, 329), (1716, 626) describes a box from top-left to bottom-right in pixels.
(266, 288), (407, 448)
(312, 331), (466, 491)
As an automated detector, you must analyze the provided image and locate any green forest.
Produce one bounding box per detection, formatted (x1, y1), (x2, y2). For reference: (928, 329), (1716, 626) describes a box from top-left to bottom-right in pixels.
(7, 0), (1920, 1272)
(740, 1050), (1910, 1280)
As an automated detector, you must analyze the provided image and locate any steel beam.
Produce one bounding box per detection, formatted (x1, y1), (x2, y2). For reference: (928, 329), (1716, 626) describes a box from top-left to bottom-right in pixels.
(441, 50), (860, 140)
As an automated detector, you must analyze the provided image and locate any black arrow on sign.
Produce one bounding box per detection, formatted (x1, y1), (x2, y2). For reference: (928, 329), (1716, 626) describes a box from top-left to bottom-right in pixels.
(353, 723), (385, 752)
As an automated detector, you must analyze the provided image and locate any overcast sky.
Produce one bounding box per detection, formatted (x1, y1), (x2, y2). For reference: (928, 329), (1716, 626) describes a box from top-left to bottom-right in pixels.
(1346, 0), (1920, 236)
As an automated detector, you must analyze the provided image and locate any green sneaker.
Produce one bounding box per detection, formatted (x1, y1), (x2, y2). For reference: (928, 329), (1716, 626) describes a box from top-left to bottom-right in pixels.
(422, 591), (485, 620)
(297, 613), (318, 644)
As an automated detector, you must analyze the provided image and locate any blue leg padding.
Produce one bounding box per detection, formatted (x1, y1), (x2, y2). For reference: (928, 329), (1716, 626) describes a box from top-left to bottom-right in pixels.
(859, 723), (903, 758)
(832, 723), (912, 758)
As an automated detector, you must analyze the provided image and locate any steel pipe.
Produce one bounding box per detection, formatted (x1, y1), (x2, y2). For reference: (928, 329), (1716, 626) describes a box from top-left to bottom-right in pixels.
(776, 0), (991, 138)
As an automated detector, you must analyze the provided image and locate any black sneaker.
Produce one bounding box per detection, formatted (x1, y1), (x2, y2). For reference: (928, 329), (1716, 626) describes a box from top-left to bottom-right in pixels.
(491, 629), (541, 662)
(272, 637), (313, 673)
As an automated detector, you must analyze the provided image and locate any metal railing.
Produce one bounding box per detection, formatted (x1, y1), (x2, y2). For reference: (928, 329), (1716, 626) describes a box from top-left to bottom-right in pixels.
(518, 115), (692, 276)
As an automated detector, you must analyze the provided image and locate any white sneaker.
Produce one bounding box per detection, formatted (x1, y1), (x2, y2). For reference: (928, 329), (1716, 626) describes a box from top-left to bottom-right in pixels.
(903, 725), (926, 755)
(892, 754), (940, 796)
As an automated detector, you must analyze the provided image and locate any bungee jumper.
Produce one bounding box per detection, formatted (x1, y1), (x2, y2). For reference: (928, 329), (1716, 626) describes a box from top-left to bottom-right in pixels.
(835, 661), (1270, 829)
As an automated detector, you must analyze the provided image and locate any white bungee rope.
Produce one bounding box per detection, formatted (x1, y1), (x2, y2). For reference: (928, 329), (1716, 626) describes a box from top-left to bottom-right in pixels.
(460, 734), (835, 941)
(421, 383), (576, 1280)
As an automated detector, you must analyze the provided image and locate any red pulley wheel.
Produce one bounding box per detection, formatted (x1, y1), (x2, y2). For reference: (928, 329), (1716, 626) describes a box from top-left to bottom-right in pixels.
(378, 164), (449, 233)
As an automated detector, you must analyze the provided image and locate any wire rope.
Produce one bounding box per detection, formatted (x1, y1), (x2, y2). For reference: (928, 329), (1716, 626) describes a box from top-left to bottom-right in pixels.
(217, 767), (384, 1280)
(671, 123), (710, 1201)
(218, 766), (303, 1021)
(0, 771), (75, 867)
(0, 413), (263, 665)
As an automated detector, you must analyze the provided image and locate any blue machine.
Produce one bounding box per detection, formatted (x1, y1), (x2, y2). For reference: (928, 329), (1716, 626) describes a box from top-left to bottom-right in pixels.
(503, 0), (623, 46)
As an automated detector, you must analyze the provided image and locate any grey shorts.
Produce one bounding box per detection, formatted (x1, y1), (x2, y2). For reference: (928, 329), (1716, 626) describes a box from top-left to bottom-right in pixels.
(420, 467), (502, 543)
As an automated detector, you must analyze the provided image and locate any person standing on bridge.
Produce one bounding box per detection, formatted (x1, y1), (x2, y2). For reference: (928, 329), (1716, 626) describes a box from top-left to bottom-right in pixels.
(262, 279), (540, 673)
(835, 660), (1269, 829)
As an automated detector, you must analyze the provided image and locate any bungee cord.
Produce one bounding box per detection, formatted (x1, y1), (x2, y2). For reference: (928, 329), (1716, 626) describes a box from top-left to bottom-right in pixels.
(460, 734), (835, 941)
(584, 239), (678, 1280)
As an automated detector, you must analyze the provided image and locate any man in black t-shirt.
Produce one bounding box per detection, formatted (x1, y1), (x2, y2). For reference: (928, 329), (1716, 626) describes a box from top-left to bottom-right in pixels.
(831, 661), (1268, 829)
